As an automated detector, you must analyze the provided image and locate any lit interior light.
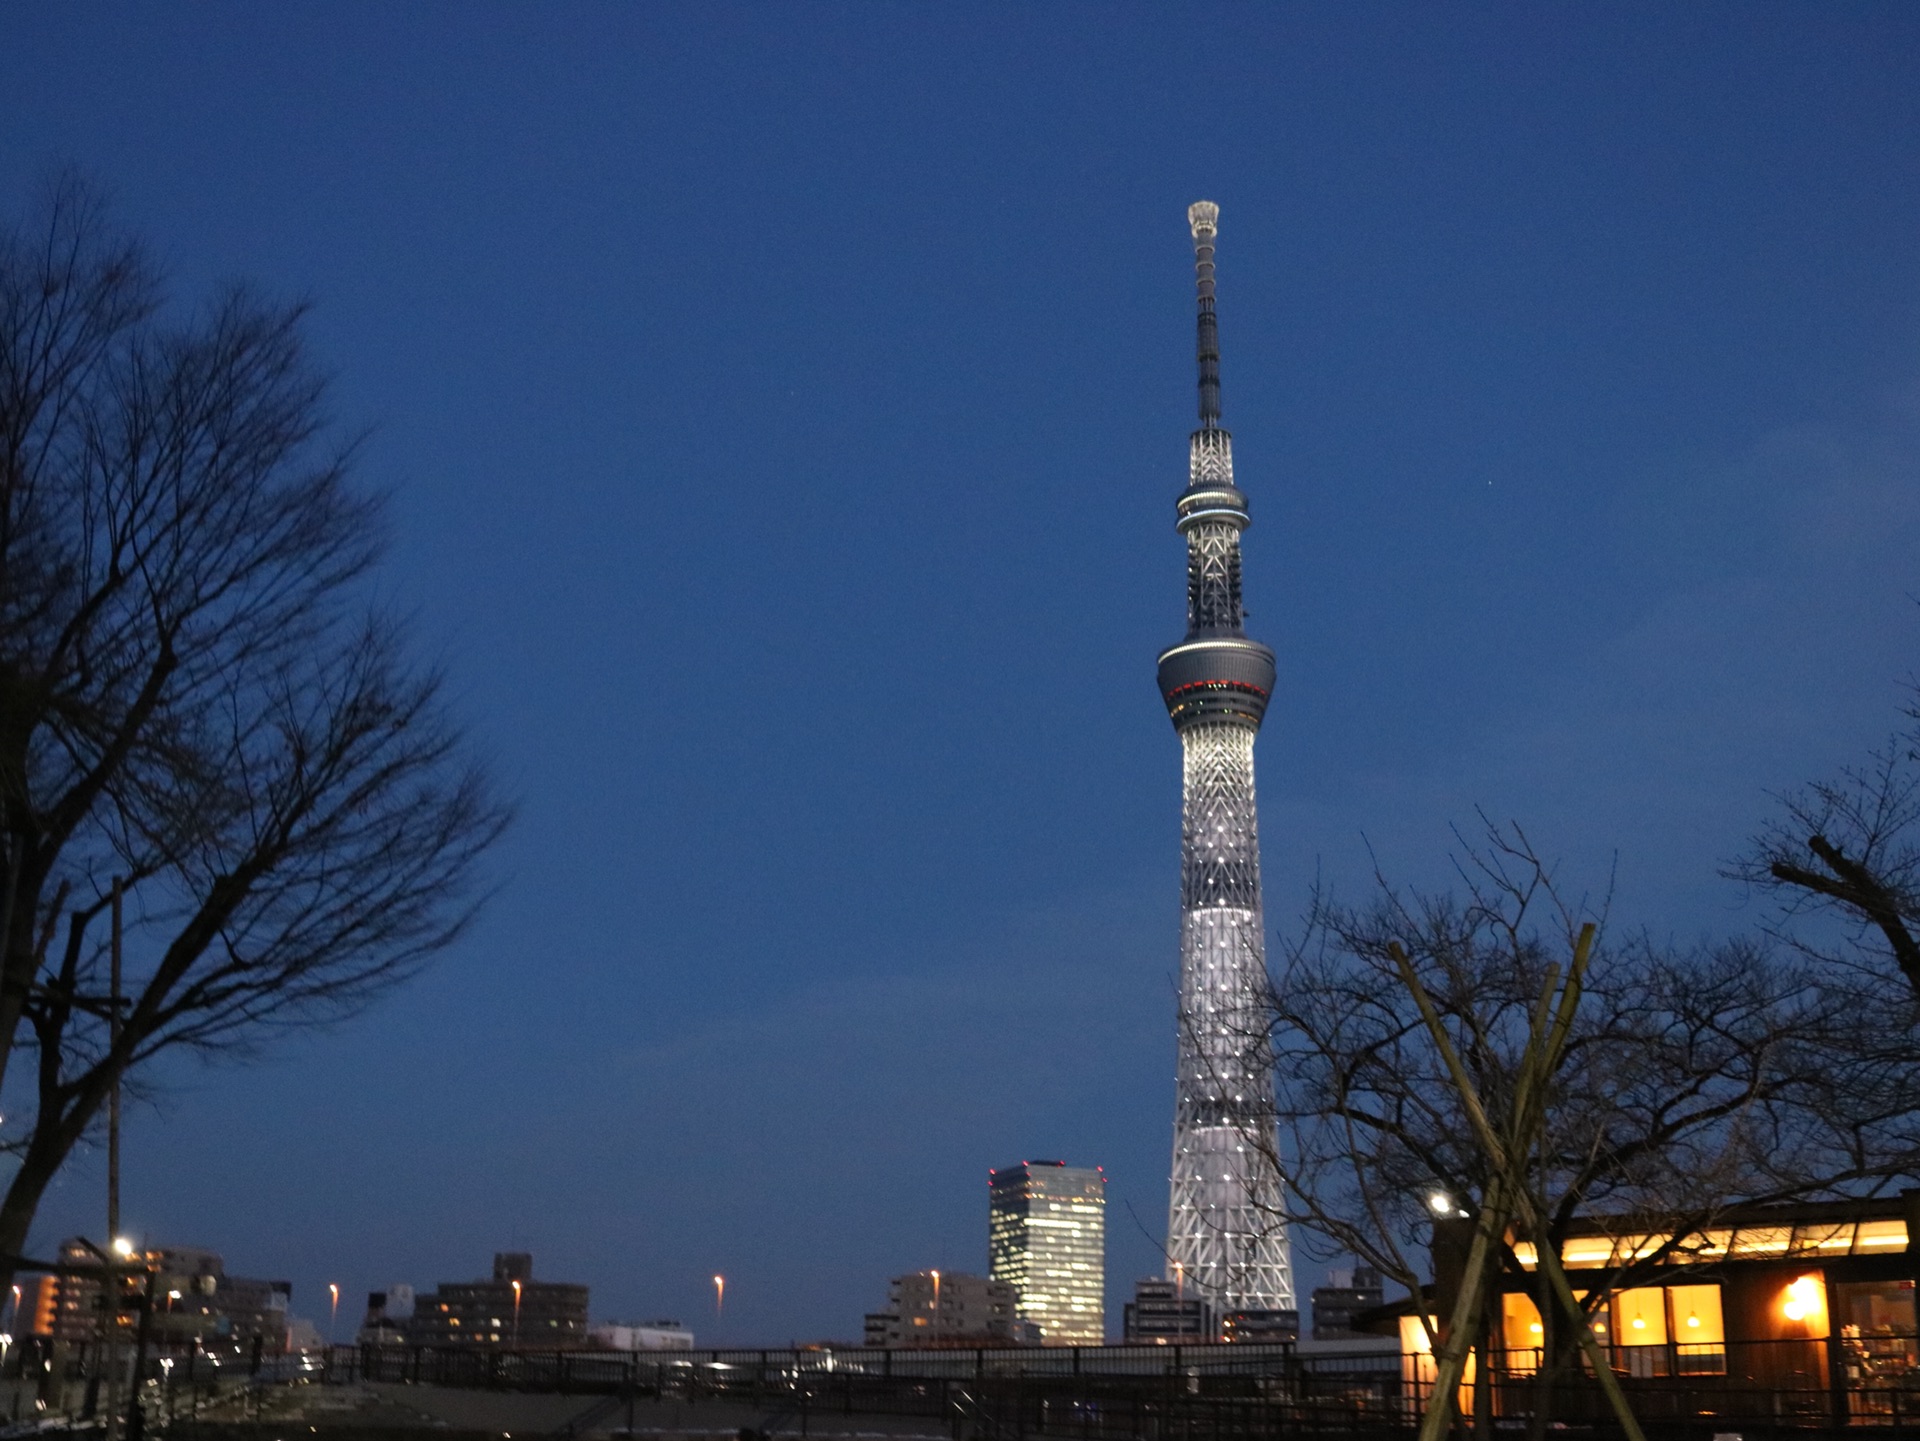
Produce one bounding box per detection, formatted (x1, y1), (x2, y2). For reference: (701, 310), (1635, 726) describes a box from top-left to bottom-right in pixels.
(1630, 1317), (1646, 1331)
(1686, 1313), (1700, 1329)
(1783, 1275), (1821, 1322)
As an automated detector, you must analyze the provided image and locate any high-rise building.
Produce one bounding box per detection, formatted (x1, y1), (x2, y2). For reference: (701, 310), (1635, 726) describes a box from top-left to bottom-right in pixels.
(1155, 202), (1295, 1323)
(988, 1161), (1106, 1345)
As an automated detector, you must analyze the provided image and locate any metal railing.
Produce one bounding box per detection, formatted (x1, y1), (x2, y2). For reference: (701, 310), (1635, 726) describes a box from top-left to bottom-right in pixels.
(313, 1340), (1409, 1437)
(1405, 1335), (1920, 1432)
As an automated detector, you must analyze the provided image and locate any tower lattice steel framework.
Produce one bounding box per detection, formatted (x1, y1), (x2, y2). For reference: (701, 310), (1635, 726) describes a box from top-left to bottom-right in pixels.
(1154, 201), (1294, 1321)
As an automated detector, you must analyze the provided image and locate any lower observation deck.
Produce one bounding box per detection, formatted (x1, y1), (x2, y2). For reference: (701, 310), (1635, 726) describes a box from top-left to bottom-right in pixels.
(1157, 635), (1276, 729)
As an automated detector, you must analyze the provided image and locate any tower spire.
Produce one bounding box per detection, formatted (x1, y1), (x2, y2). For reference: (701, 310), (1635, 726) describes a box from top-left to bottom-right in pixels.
(1189, 201), (1222, 430)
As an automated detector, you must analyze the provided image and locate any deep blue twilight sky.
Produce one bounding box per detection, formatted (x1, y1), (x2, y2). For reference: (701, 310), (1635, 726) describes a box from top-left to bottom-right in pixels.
(3, 6), (1920, 1344)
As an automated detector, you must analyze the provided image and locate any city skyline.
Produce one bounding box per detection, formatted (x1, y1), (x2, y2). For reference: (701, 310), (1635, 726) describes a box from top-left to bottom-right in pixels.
(2, 8), (1918, 1343)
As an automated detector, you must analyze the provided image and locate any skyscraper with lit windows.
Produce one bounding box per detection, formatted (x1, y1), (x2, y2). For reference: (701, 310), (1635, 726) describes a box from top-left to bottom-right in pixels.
(987, 1161), (1106, 1345)
(1154, 201), (1295, 1322)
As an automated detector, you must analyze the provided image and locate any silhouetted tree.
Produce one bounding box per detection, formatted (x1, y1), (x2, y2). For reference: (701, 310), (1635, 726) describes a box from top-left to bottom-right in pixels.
(1732, 700), (1920, 998)
(1232, 827), (1920, 1439)
(0, 177), (508, 1280)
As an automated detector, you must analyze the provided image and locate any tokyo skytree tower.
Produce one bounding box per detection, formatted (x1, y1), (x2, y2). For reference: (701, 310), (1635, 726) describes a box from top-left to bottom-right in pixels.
(1154, 201), (1295, 1321)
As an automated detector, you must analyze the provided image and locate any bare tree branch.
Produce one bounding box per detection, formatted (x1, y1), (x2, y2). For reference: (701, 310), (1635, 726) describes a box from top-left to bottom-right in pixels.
(0, 174), (509, 1280)
(1252, 824), (1920, 1433)
(1730, 704), (1920, 997)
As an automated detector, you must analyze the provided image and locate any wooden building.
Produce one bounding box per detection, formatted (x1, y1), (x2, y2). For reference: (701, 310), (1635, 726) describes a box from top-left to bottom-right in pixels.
(1404, 1194), (1920, 1427)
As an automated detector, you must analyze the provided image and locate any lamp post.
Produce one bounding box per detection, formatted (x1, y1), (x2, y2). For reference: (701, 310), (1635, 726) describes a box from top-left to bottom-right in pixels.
(328, 1284), (339, 1345)
(73, 1234), (139, 1441)
(511, 1279), (522, 1347)
(712, 1275), (724, 1318)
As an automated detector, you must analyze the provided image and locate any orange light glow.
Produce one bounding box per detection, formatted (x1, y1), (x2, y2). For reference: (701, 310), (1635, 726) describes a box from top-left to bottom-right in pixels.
(1780, 1274), (1829, 1337)
(1783, 1275), (1822, 1323)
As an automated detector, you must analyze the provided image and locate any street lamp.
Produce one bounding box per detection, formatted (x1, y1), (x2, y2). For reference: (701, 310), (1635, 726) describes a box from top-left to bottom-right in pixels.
(712, 1275), (724, 1317)
(111, 1237), (134, 1259)
(511, 1279), (522, 1347)
(328, 1284), (339, 1344)
(930, 1269), (940, 1331)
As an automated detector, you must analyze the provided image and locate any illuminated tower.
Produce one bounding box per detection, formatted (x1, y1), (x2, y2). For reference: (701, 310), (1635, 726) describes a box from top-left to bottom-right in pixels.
(1155, 201), (1294, 1322)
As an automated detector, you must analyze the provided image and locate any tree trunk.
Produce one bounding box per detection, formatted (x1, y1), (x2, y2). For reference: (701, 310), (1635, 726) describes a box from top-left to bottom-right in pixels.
(0, 1077), (107, 1298)
(0, 1131), (72, 1297)
(1527, 1307), (1578, 1441)
(0, 856), (47, 1102)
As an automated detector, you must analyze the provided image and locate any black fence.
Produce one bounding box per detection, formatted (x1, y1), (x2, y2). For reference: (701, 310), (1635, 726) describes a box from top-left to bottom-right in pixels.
(302, 1336), (1920, 1439)
(322, 1340), (1346, 1388)
(321, 1341), (1409, 1438)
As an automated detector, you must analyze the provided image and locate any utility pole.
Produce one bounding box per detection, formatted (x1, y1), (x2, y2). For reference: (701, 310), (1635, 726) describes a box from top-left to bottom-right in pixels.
(109, 876), (122, 1240)
(104, 879), (123, 1441)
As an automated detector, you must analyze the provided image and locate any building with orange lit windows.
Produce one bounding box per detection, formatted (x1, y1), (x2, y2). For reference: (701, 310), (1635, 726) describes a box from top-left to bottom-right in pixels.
(1400, 1194), (1920, 1427)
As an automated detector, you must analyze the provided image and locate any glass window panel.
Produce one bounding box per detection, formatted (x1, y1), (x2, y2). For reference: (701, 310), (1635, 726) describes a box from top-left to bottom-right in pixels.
(1669, 1284), (1728, 1376)
(1621, 1234), (1666, 1264)
(1613, 1288), (1668, 1347)
(1836, 1278), (1916, 1335)
(1730, 1225), (1793, 1257)
(1668, 1285), (1725, 1345)
(1854, 1220), (1908, 1253)
(1561, 1238), (1615, 1269)
(1672, 1230), (1732, 1262)
(1836, 1280), (1920, 1417)
(1502, 1292), (1543, 1374)
(1791, 1222), (1856, 1256)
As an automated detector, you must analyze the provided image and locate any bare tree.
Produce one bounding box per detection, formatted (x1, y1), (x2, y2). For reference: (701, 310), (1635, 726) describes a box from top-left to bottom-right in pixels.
(1731, 703), (1920, 998)
(0, 177), (508, 1280)
(1256, 828), (1920, 1436)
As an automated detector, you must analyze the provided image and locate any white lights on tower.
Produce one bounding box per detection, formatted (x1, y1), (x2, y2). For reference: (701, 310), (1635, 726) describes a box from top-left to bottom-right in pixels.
(1155, 202), (1295, 1325)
